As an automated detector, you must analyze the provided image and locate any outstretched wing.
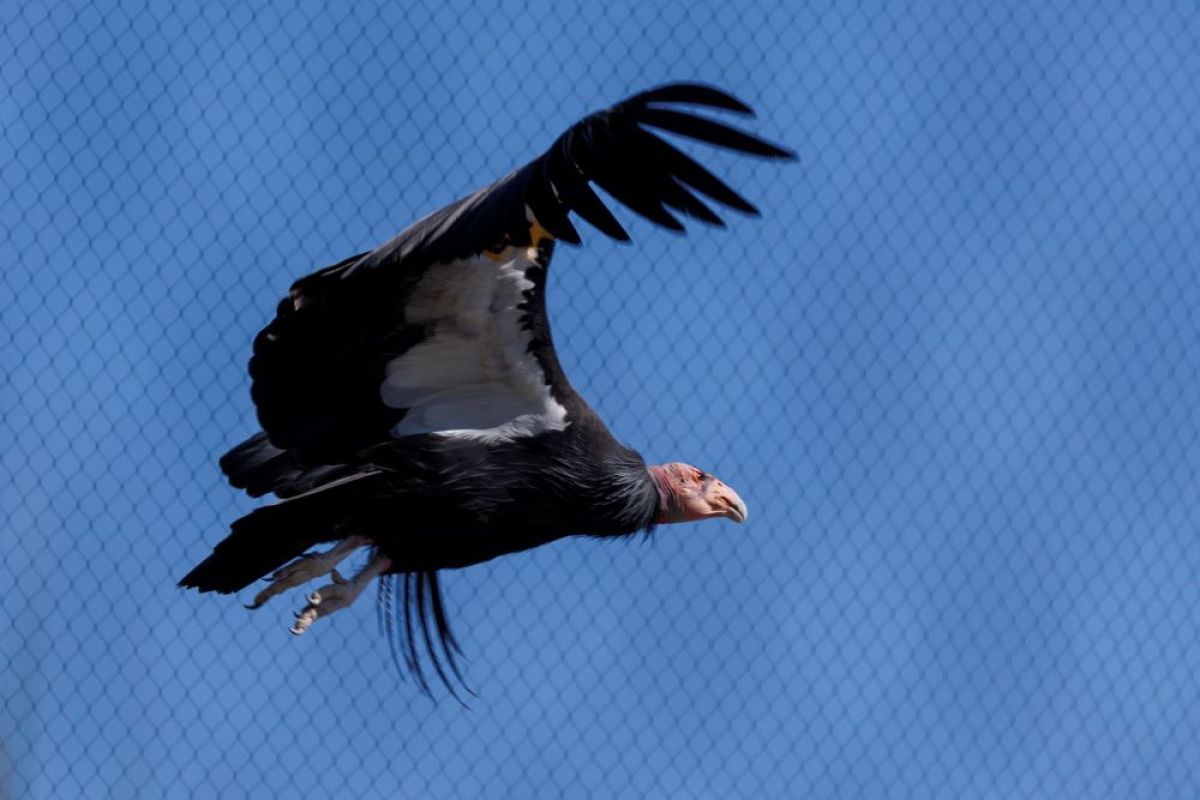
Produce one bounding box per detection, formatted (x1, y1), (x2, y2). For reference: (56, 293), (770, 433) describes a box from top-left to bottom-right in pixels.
(235, 82), (794, 490)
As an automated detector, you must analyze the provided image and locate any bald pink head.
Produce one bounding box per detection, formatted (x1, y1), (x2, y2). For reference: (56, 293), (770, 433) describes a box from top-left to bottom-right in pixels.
(648, 463), (748, 525)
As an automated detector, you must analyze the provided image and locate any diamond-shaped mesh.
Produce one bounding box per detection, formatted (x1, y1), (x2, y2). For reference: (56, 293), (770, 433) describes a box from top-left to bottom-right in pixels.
(4, 1), (1200, 798)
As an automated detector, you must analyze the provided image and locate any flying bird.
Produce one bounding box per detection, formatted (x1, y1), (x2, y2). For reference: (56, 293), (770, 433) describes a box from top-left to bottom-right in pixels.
(180, 83), (794, 694)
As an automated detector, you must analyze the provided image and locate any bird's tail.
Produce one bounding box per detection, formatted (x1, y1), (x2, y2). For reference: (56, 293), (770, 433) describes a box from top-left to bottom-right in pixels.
(178, 473), (375, 594)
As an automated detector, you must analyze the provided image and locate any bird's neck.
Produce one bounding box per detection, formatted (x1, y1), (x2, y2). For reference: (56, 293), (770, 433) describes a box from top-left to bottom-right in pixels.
(647, 464), (682, 524)
(572, 446), (661, 537)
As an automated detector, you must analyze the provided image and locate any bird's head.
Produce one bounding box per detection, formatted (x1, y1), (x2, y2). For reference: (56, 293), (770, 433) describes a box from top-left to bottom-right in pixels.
(648, 462), (748, 525)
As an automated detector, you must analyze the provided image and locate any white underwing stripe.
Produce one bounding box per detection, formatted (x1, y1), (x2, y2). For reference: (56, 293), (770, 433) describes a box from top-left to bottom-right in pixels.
(382, 250), (569, 442)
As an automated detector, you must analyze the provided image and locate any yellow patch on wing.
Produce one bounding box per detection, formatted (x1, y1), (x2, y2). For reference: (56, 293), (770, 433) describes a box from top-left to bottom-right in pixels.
(481, 217), (556, 263)
(481, 246), (510, 263)
(527, 218), (553, 250)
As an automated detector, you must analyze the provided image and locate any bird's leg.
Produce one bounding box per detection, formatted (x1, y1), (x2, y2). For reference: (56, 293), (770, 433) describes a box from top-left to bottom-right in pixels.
(290, 550), (393, 636)
(246, 535), (369, 610)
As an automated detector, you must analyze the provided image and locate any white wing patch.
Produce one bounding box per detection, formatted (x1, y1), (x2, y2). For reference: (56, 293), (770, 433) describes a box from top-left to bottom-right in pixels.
(381, 250), (569, 443)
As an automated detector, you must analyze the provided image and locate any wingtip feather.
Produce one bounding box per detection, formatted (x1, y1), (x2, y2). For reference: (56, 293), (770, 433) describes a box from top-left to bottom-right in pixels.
(632, 82), (756, 116)
(636, 107), (795, 159)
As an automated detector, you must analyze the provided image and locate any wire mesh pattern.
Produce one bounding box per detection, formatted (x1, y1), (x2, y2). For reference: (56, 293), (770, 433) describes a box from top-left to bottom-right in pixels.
(4, 1), (1200, 797)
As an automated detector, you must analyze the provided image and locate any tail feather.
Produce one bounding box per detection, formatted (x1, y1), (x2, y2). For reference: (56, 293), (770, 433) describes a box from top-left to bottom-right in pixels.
(179, 474), (375, 594)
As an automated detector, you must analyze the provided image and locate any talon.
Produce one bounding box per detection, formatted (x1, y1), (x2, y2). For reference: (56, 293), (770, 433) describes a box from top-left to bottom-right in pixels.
(290, 607), (319, 636)
(275, 551), (391, 636)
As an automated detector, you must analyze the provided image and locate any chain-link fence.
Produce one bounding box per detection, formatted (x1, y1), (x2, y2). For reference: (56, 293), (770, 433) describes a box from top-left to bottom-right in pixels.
(4, 1), (1200, 797)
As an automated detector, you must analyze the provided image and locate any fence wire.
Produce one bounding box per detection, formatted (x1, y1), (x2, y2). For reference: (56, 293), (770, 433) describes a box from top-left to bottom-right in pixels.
(4, 1), (1200, 798)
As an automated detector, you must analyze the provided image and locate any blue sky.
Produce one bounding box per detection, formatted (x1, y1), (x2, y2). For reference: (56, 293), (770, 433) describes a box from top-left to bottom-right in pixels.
(3, 1), (1200, 797)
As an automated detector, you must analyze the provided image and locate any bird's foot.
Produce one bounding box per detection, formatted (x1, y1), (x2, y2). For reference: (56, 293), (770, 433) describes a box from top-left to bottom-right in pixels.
(245, 535), (368, 610)
(290, 551), (392, 636)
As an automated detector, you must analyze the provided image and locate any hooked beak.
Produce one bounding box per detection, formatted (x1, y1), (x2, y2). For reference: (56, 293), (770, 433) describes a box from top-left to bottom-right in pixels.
(706, 479), (748, 523)
(649, 463), (749, 525)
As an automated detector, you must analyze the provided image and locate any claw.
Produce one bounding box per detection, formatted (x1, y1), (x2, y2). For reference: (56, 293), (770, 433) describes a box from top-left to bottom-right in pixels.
(290, 607), (319, 636)
(285, 552), (392, 636)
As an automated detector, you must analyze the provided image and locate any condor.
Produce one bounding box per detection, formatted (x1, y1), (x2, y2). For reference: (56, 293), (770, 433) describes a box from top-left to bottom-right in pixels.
(180, 83), (793, 693)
